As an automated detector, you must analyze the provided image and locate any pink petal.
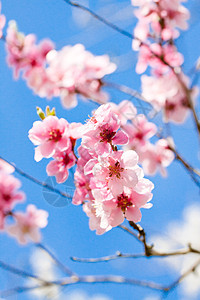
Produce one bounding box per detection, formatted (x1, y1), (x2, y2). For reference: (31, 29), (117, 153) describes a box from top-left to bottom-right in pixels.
(125, 206), (142, 223)
(113, 130), (129, 145)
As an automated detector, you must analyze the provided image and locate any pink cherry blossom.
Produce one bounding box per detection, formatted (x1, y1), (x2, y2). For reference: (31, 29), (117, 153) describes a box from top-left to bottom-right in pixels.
(132, 0), (189, 39)
(123, 114), (157, 151)
(46, 147), (76, 183)
(82, 104), (128, 155)
(6, 205), (48, 244)
(141, 72), (197, 123)
(44, 45), (116, 108)
(108, 179), (153, 227)
(140, 139), (175, 176)
(85, 150), (142, 197)
(83, 200), (112, 235)
(136, 43), (183, 74)
(6, 21), (54, 79)
(26, 66), (57, 99)
(0, 172), (25, 211)
(109, 100), (137, 125)
(83, 177), (153, 234)
(28, 116), (70, 161)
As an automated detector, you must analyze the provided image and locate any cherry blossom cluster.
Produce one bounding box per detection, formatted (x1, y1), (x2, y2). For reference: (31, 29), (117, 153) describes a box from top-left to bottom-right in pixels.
(28, 102), (176, 234)
(28, 107), (83, 183)
(132, 0), (198, 123)
(6, 21), (116, 109)
(72, 103), (154, 234)
(122, 109), (175, 177)
(0, 159), (48, 244)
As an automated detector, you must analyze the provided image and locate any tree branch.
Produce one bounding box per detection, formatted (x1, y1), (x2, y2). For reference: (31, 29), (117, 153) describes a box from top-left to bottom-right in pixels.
(36, 243), (76, 277)
(62, 0), (134, 40)
(71, 244), (200, 263)
(0, 156), (72, 199)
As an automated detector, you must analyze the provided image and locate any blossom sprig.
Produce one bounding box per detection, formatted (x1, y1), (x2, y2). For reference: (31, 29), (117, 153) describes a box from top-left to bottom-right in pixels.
(73, 103), (154, 234)
(132, 0), (198, 124)
(6, 21), (116, 109)
(0, 159), (48, 244)
(29, 108), (84, 183)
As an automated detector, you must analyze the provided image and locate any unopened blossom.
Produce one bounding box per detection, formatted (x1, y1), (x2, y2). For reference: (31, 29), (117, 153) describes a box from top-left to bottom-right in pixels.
(28, 116), (70, 161)
(82, 104), (128, 155)
(6, 204), (48, 244)
(0, 2), (5, 39)
(6, 21), (54, 79)
(123, 114), (157, 151)
(85, 150), (142, 197)
(45, 44), (116, 108)
(46, 147), (76, 183)
(140, 139), (175, 176)
(0, 172), (25, 211)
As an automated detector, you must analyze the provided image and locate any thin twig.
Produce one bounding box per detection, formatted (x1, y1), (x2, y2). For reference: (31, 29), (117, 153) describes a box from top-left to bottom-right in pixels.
(167, 146), (200, 188)
(0, 260), (47, 283)
(129, 221), (153, 256)
(103, 81), (148, 103)
(118, 224), (139, 240)
(36, 243), (76, 277)
(0, 156), (72, 199)
(62, 0), (134, 40)
(71, 251), (145, 262)
(71, 244), (200, 263)
(164, 258), (200, 293)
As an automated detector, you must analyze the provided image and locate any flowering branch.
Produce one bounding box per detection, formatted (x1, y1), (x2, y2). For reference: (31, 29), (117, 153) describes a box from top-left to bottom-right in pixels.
(0, 156), (72, 199)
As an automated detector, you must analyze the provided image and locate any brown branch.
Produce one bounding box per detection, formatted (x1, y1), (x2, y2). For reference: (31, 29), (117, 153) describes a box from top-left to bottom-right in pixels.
(174, 71), (200, 137)
(70, 244), (200, 263)
(118, 224), (140, 240)
(128, 221), (154, 256)
(164, 258), (200, 293)
(71, 251), (145, 262)
(171, 146), (200, 178)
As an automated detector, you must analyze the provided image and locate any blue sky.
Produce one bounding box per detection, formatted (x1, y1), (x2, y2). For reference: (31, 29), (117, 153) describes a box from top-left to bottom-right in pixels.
(0, 0), (200, 299)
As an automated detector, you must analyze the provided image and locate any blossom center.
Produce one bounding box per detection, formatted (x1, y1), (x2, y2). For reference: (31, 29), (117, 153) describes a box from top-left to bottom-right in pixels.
(99, 128), (116, 143)
(2, 194), (11, 202)
(49, 129), (62, 142)
(117, 194), (133, 212)
(63, 153), (71, 166)
(108, 161), (124, 179)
